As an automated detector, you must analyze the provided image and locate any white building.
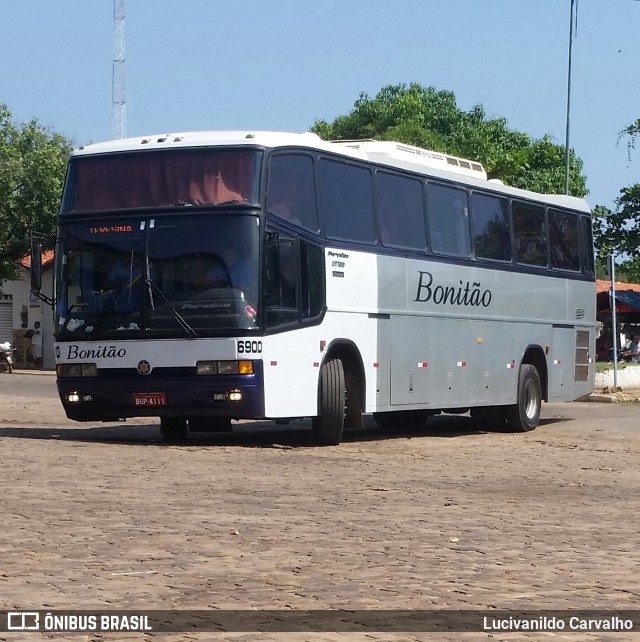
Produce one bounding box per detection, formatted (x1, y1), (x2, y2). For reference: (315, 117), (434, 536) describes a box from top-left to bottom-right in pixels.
(0, 253), (55, 370)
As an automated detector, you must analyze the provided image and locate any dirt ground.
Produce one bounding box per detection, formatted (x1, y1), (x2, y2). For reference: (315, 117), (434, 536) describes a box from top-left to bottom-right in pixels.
(0, 372), (639, 641)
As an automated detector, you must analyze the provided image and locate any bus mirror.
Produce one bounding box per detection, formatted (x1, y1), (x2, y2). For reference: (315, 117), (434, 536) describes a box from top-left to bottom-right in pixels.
(31, 242), (43, 292)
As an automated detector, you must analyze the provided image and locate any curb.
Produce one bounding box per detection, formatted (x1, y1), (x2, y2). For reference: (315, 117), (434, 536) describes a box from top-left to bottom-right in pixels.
(584, 390), (640, 403)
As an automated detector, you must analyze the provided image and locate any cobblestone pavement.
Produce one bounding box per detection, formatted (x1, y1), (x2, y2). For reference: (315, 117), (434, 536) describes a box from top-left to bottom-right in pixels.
(0, 373), (639, 642)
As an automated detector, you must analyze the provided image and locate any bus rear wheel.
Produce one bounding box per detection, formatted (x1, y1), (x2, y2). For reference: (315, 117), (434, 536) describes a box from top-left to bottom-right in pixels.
(505, 364), (541, 432)
(312, 358), (345, 446)
(160, 417), (189, 440)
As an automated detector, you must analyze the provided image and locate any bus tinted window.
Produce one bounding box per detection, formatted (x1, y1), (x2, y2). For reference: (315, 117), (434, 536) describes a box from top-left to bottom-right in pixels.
(470, 192), (511, 261)
(63, 149), (261, 212)
(549, 209), (580, 271)
(580, 215), (595, 274)
(319, 159), (376, 244)
(513, 201), (547, 266)
(427, 183), (471, 257)
(266, 154), (319, 232)
(301, 242), (324, 319)
(375, 172), (426, 249)
(265, 230), (298, 328)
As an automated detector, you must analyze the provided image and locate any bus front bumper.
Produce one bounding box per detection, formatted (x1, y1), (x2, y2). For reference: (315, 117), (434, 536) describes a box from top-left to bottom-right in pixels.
(56, 369), (265, 422)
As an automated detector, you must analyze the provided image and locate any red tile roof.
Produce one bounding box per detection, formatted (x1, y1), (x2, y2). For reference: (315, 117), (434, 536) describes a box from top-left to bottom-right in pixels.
(595, 279), (640, 294)
(18, 250), (55, 269)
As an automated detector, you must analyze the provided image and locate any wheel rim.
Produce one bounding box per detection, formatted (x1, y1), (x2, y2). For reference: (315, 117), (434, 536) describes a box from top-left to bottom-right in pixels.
(523, 378), (539, 419)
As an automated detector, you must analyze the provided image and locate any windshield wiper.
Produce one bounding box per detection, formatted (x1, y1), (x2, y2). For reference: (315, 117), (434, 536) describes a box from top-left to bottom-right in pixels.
(144, 258), (197, 339)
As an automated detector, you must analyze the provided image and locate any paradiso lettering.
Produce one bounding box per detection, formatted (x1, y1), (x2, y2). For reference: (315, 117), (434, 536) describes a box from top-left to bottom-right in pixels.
(66, 345), (127, 360)
(414, 271), (492, 308)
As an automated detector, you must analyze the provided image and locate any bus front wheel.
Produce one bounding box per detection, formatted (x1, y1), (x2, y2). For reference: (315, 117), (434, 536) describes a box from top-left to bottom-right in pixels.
(505, 364), (541, 432)
(312, 358), (346, 446)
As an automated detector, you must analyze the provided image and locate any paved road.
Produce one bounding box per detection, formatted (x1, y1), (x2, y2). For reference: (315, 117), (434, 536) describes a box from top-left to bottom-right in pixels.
(0, 373), (639, 641)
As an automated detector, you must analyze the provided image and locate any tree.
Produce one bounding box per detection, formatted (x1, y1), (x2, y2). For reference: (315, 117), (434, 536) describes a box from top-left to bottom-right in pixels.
(593, 196), (640, 282)
(0, 104), (72, 284)
(592, 119), (640, 282)
(311, 83), (587, 196)
(620, 118), (640, 158)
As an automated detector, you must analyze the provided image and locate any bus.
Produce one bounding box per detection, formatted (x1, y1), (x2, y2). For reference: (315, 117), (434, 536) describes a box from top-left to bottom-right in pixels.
(37, 131), (596, 445)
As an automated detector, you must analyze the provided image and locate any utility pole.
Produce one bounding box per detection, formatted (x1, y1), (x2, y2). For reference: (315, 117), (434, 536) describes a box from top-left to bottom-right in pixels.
(112, 0), (126, 140)
(564, 0), (576, 195)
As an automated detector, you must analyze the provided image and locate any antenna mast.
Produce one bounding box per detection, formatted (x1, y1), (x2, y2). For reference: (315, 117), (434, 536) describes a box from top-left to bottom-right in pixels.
(112, 0), (126, 139)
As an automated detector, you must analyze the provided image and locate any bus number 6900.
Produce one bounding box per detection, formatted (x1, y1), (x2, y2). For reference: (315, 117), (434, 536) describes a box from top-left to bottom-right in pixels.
(238, 340), (262, 354)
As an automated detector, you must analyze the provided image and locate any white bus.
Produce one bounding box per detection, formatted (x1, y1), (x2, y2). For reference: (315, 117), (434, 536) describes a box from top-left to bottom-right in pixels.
(43, 131), (596, 445)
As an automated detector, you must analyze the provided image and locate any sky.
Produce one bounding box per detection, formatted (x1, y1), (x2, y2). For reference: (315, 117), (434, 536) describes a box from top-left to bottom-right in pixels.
(2, 0), (639, 211)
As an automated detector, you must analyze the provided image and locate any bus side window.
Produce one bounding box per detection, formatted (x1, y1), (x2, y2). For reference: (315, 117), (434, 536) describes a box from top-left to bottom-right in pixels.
(375, 172), (426, 250)
(427, 183), (471, 257)
(319, 159), (376, 244)
(579, 215), (595, 274)
(513, 201), (547, 267)
(265, 230), (298, 328)
(549, 209), (580, 271)
(301, 242), (324, 320)
(266, 154), (319, 232)
(470, 192), (511, 261)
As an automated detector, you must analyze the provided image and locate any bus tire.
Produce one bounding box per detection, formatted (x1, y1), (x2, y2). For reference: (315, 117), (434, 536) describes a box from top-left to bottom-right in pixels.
(312, 358), (345, 446)
(505, 364), (541, 432)
(160, 417), (189, 440)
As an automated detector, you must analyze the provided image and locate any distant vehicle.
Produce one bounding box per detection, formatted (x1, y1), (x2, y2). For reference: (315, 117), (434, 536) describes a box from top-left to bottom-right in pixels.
(0, 341), (14, 374)
(34, 131), (596, 444)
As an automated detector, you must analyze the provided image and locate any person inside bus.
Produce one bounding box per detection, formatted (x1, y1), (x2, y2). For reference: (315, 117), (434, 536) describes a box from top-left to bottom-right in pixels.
(106, 257), (142, 290)
(194, 253), (231, 289)
(222, 247), (252, 291)
(104, 256), (143, 312)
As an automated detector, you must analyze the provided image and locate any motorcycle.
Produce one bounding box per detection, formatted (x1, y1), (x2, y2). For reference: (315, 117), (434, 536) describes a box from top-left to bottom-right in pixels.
(0, 341), (14, 374)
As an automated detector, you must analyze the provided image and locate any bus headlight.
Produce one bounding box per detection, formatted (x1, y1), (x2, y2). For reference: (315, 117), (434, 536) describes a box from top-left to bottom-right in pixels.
(196, 361), (218, 375)
(57, 363), (98, 377)
(217, 361), (239, 375)
(197, 360), (254, 375)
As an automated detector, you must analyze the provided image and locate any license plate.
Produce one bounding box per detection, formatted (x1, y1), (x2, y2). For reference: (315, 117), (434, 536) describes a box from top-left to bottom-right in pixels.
(133, 392), (167, 407)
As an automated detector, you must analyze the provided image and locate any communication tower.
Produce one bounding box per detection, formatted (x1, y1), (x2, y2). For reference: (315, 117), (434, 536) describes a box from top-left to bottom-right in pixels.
(112, 0), (126, 139)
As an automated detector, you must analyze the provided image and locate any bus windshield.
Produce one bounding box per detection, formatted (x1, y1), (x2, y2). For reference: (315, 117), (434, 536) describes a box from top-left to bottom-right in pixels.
(61, 149), (262, 213)
(55, 214), (260, 338)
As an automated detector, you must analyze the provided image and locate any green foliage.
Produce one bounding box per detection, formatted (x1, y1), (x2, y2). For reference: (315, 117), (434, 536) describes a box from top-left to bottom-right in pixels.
(0, 104), (72, 284)
(593, 189), (640, 282)
(591, 119), (640, 282)
(620, 118), (640, 160)
(311, 83), (587, 197)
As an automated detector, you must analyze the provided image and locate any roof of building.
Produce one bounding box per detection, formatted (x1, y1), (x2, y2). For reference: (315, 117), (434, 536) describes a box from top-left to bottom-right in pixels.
(596, 279), (640, 294)
(18, 250), (55, 269)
